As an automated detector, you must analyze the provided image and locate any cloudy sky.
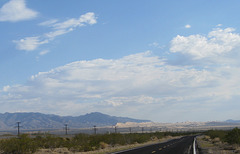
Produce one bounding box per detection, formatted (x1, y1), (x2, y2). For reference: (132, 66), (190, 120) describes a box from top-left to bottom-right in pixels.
(1, 0), (240, 122)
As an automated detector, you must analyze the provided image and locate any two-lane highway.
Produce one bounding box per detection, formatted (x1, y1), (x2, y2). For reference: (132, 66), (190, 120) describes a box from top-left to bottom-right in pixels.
(114, 136), (196, 154)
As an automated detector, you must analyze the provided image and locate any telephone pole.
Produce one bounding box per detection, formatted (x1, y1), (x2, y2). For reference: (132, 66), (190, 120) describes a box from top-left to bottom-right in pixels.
(64, 124), (69, 135)
(93, 125), (97, 134)
(16, 122), (21, 136)
(115, 126), (117, 133)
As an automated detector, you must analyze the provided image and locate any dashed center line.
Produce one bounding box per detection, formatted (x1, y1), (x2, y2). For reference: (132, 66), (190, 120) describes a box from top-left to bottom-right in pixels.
(152, 151), (156, 153)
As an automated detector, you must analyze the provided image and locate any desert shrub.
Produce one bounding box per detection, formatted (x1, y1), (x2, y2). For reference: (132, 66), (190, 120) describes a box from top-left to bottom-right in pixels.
(104, 133), (126, 145)
(0, 131), (199, 153)
(225, 127), (240, 144)
(0, 134), (38, 154)
(70, 133), (94, 152)
(205, 130), (227, 141)
(203, 135), (211, 141)
(204, 128), (240, 145)
(99, 142), (108, 149)
(126, 133), (152, 144)
(32, 134), (67, 149)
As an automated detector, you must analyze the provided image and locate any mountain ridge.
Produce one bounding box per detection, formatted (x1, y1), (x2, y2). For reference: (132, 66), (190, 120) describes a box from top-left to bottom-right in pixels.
(225, 119), (240, 123)
(0, 112), (151, 129)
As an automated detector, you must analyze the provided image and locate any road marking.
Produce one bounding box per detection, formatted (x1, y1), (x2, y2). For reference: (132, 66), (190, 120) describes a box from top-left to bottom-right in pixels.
(163, 146), (166, 148)
(193, 137), (196, 154)
(152, 151), (156, 153)
(159, 148), (162, 150)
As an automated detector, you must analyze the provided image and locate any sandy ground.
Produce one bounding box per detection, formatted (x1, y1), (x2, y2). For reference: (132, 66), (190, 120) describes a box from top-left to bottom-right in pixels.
(197, 135), (240, 154)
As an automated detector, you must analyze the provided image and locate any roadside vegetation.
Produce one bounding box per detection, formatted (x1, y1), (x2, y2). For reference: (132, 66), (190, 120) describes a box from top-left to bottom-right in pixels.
(0, 131), (196, 154)
(205, 127), (240, 144)
(197, 127), (240, 153)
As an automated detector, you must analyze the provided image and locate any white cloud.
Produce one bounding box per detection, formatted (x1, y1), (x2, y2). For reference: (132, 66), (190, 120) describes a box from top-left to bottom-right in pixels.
(79, 12), (97, 25)
(53, 12), (97, 30)
(2, 85), (10, 92)
(170, 28), (240, 59)
(0, 0), (38, 22)
(149, 42), (159, 47)
(13, 37), (48, 51)
(185, 24), (191, 28)
(1, 50), (238, 121)
(39, 50), (50, 56)
(44, 29), (71, 39)
(148, 42), (165, 49)
(38, 19), (58, 26)
(14, 12), (97, 51)
(3, 27), (240, 122)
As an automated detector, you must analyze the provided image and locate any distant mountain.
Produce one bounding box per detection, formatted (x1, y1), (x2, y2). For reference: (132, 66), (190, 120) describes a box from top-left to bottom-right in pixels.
(225, 119), (240, 123)
(0, 112), (151, 130)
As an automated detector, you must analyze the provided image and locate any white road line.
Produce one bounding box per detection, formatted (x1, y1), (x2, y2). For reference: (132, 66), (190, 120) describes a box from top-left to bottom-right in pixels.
(193, 137), (196, 154)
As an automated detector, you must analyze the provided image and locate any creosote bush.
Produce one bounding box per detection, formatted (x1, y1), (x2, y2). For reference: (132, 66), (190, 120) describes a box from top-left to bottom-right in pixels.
(0, 134), (38, 154)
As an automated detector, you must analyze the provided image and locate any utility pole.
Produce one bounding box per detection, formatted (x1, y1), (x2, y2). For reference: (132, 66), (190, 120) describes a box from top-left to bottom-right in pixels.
(64, 124), (69, 135)
(129, 127), (131, 134)
(16, 122), (21, 136)
(115, 126), (117, 133)
(142, 127), (144, 133)
(93, 125), (97, 135)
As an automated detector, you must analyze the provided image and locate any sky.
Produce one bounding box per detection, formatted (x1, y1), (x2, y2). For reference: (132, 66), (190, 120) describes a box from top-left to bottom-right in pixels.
(1, 0), (240, 122)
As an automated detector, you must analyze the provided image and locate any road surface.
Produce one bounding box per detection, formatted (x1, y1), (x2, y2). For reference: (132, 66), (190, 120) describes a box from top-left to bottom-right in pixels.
(114, 136), (196, 154)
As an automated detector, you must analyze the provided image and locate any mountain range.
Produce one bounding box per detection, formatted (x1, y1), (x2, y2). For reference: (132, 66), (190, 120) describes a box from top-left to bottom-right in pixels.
(0, 112), (151, 130)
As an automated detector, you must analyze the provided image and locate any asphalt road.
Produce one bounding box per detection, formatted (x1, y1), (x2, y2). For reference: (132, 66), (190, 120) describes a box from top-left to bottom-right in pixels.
(114, 136), (196, 154)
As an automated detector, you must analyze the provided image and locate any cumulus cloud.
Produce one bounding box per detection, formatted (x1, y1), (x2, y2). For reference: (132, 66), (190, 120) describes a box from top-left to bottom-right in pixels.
(170, 28), (240, 60)
(0, 0), (38, 22)
(1, 50), (238, 121)
(14, 12), (97, 51)
(3, 27), (240, 121)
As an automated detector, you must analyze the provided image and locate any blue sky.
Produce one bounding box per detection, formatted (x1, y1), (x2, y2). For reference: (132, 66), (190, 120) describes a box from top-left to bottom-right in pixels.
(1, 0), (240, 122)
